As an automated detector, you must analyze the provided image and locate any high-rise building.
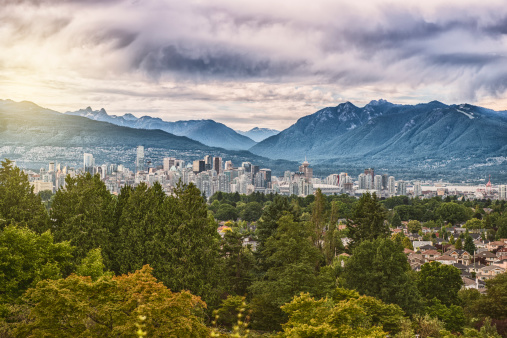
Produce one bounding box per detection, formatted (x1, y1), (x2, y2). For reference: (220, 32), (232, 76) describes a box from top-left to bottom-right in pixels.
(500, 185), (507, 200)
(213, 157), (222, 175)
(48, 161), (55, 172)
(298, 160), (313, 182)
(382, 174), (389, 190)
(204, 155), (213, 171)
(136, 146), (145, 172)
(413, 181), (422, 197)
(388, 176), (396, 195)
(364, 168), (374, 182)
(101, 164), (107, 180)
(397, 180), (407, 196)
(193, 160), (205, 174)
(374, 175), (382, 192)
(224, 160), (233, 170)
(339, 173), (347, 189)
(358, 173), (366, 189)
(163, 157), (176, 172)
(83, 153), (94, 174)
(251, 165), (260, 183)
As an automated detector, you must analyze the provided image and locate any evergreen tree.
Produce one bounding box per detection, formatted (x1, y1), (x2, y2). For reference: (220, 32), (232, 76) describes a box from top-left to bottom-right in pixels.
(464, 235), (476, 254)
(391, 212), (402, 228)
(50, 173), (116, 266)
(0, 159), (49, 232)
(455, 238), (463, 250)
(346, 192), (388, 250)
(344, 237), (421, 315)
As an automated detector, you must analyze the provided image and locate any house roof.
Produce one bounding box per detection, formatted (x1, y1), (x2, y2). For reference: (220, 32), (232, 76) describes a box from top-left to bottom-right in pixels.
(423, 250), (440, 256)
(436, 255), (455, 261)
(475, 251), (497, 258)
(453, 263), (468, 270)
(481, 265), (505, 272)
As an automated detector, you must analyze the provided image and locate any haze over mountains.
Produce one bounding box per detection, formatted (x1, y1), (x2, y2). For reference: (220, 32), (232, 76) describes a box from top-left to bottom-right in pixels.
(66, 107), (257, 150)
(236, 127), (280, 142)
(0, 99), (295, 172)
(250, 100), (507, 177)
(1, 98), (507, 180)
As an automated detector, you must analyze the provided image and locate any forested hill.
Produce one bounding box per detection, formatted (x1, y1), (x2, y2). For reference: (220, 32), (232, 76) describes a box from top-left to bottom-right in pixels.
(1, 158), (507, 337)
(249, 100), (507, 179)
(0, 99), (296, 173)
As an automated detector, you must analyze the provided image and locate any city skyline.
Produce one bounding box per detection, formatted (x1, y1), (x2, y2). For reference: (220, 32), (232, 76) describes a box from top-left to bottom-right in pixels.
(2, 1), (507, 130)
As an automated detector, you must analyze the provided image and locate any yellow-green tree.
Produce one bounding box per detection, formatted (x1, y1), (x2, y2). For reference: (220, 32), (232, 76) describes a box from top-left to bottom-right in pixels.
(16, 265), (208, 337)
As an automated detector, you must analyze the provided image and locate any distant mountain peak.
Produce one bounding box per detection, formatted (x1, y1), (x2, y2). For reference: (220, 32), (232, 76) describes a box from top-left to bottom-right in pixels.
(367, 99), (391, 106)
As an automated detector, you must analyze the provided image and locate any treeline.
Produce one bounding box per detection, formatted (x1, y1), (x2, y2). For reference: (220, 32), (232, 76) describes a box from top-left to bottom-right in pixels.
(1, 158), (507, 337)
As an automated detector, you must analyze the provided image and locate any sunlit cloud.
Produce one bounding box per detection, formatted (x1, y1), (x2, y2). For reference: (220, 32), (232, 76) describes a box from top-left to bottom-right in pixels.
(1, 0), (507, 130)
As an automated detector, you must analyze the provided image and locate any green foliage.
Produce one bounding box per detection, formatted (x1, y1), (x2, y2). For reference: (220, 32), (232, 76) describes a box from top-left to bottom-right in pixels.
(0, 159), (49, 232)
(76, 248), (111, 281)
(50, 173), (116, 265)
(215, 203), (239, 221)
(425, 298), (466, 332)
(391, 212), (402, 228)
(417, 262), (463, 306)
(346, 192), (389, 249)
(344, 238), (421, 315)
(464, 235), (476, 254)
(16, 265), (208, 337)
(435, 202), (472, 225)
(465, 218), (484, 230)
(475, 272), (507, 320)
(408, 220), (422, 233)
(249, 215), (324, 331)
(280, 290), (405, 337)
(455, 238), (463, 250)
(240, 202), (263, 222)
(0, 225), (74, 304)
(220, 228), (255, 296)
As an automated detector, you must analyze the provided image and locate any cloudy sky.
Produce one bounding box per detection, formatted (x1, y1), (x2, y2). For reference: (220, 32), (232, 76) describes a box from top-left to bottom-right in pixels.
(2, 0), (507, 130)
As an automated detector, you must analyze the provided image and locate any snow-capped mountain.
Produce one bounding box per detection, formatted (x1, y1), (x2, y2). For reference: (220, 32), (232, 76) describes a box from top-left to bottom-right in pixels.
(236, 127), (280, 142)
(66, 107), (257, 150)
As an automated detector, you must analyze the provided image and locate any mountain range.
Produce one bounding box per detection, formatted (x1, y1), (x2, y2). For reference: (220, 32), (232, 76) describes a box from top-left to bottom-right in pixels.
(236, 127), (280, 142)
(1, 98), (506, 180)
(65, 107), (257, 150)
(250, 100), (507, 176)
(0, 100), (295, 172)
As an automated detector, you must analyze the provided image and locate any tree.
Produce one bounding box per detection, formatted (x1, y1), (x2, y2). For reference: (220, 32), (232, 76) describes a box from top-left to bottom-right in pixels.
(435, 202), (472, 225)
(279, 290), (405, 337)
(408, 220), (422, 233)
(310, 189), (327, 248)
(402, 237), (414, 250)
(465, 218), (484, 230)
(240, 202), (263, 222)
(249, 215), (324, 331)
(346, 192), (388, 249)
(214, 203), (238, 221)
(0, 159), (49, 232)
(344, 238), (421, 315)
(50, 173), (116, 265)
(391, 212), (402, 228)
(163, 183), (222, 308)
(475, 272), (507, 320)
(417, 262), (463, 307)
(464, 236), (476, 255)
(455, 238), (463, 250)
(76, 248), (111, 282)
(16, 265), (208, 337)
(220, 228), (255, 296)
(0, 225), (74, 304)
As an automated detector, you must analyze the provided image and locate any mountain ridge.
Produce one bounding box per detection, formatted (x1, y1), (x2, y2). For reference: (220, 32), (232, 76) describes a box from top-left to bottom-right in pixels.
(65, 107), (257, 150)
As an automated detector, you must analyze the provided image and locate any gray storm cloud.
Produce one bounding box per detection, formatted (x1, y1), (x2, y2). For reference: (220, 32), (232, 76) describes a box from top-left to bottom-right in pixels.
(1, 0), (507, 128)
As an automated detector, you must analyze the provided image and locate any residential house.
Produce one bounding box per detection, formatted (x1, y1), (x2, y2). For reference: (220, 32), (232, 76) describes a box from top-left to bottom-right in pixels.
(475, 251), (499, 265)
(487, 241), (505, 251)
(419, 244), (437, 252)
(447, 249), (472, 265)
(477, 265), (505, 281)
(435, 255), (456, 265)
(422, 250), (440, 262)
(413, 240), (433, 251)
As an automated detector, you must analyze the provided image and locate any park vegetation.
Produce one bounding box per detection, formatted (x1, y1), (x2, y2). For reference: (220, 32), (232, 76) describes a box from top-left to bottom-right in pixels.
(1, 158), (507, 337)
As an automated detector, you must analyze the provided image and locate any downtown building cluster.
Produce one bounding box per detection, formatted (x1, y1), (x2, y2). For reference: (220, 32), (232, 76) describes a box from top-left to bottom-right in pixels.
(19, 146), (507, 201)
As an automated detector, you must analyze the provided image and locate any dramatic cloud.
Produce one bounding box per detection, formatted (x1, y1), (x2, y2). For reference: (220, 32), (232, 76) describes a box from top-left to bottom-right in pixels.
(1, 0), (507, 129)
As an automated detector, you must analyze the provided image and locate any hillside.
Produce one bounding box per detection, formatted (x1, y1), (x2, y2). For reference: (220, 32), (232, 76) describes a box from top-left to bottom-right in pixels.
(66, 107), (257, 150)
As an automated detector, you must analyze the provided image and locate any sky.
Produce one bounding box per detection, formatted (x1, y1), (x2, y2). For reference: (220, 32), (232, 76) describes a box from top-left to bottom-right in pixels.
(2, 0), (507, 130)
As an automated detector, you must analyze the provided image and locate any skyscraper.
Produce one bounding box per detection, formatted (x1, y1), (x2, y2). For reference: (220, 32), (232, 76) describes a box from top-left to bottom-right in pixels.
(298, 159), (313, 182)
(213, 156), (222, 174)
(136, 146), (145, 172)
(388, 176), (396, 195)
(397, 180), (407, 196)
(413, 181), (422, 197)
(500, 185), (507, 200)
(83, 153), (94, 174)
